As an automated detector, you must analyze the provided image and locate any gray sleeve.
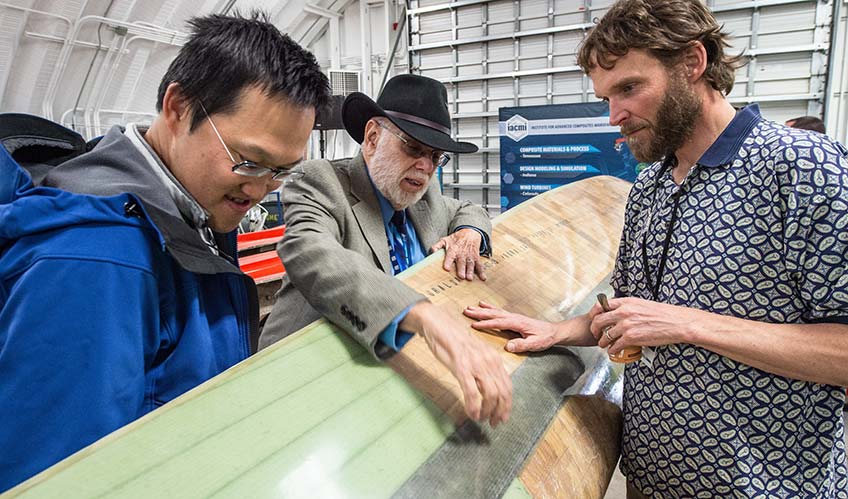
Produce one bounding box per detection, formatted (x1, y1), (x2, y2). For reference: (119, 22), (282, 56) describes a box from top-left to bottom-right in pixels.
(275, 161), (426, 357)
(443, 196), (492, 237)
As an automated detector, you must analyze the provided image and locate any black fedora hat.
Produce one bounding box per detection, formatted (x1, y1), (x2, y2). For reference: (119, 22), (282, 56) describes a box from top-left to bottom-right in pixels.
(342, 74), (478, 154)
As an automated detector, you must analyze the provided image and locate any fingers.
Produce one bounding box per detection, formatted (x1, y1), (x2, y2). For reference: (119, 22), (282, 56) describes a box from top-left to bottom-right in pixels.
(422, 310), (512, 427)
(587, 302), (605, 320)
(432, 237), (457, 273)
(452, 255), (477, 281)
(474, 365), (512, 426)
(462, 306), (490, 320)
(464, 302), (503, 314)
(506, 337), (533, 353)
(457, 372), (483, 421)
(606, 297), (623, 310)
(474, 259), (487, 281)
(464, 305), (528, 335)
(463, 304), (507, 321)
(439, 241), (477, 281)
(494, 373), (512, 425)
(596, 324), (616, 348)
(607, 339), (626, 356)
(506, 336), (550, 353)
(477, 377), (497, 424)
(590, 305), (617, 339)
(434, 234), (482, 280)
(465, 258), (476, 280)
(442, 247), (457, 272)
(468, 318), (513, 331)
(597, 323), (630, 352)
(454, 347), (512, 427)
(456, 254), (469, 280)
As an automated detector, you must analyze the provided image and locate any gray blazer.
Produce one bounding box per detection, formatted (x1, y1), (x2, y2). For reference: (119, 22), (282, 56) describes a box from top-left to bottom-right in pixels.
(258, 154), (491, 357)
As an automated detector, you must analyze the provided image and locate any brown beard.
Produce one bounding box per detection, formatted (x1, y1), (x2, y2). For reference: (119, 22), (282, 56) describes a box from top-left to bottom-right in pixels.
(627, 71), (702, 163)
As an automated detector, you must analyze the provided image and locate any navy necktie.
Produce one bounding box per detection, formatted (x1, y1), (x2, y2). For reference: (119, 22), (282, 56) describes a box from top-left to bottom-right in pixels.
(388, 210), (409, 275)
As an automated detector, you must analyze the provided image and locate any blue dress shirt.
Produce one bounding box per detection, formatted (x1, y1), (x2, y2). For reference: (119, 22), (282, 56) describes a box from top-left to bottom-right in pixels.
(367, 174), (488, 351)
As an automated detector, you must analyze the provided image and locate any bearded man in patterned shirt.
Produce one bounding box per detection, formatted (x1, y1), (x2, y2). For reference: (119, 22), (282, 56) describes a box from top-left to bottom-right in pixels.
(463, 0), (848, 497)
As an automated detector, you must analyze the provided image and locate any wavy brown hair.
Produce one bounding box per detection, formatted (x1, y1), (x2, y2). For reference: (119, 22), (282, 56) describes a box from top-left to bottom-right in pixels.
(577, 0), (744, 95)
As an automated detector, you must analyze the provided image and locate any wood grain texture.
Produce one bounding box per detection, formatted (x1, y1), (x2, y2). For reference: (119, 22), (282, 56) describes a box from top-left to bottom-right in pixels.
(5, 176), (631, 499)
(389, 175), (630, 497)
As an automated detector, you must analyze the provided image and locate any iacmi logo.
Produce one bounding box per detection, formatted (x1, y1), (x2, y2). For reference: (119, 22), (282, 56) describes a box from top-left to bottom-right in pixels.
(506, 114), (529, 141)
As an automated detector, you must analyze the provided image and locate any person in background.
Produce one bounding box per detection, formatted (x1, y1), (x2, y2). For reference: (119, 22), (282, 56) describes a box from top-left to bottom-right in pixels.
(0, 12), (329, 491)
(260, 74), (512, 428)
(786, 115), (826, 134)
(464, 0), (848, 497)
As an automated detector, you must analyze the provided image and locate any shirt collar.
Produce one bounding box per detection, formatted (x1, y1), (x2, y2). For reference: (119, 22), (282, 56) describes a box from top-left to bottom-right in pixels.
(124, 123), (210, 229)
(125, 124), (219, 255)
(697, 103), (762, 167)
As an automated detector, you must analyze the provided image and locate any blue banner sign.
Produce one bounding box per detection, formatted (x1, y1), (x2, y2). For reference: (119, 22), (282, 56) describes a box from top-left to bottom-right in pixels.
(498, 102), (646, 211)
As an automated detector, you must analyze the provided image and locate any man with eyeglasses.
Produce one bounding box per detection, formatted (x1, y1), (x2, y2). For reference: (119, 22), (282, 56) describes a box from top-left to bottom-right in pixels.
(0, 13), (329, 491)
(259, 74), (513, 428)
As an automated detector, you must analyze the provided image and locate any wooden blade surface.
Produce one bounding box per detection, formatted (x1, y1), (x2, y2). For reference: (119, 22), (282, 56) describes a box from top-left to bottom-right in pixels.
(5, 175), (631, 499)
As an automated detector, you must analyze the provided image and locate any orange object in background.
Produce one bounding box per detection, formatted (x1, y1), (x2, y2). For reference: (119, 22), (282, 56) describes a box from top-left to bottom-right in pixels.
(237, 226), (285, 253)
(237, 226), (286, 284)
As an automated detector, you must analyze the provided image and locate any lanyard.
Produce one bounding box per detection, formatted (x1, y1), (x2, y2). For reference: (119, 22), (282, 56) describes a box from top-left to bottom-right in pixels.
(640, 164), (684, 301)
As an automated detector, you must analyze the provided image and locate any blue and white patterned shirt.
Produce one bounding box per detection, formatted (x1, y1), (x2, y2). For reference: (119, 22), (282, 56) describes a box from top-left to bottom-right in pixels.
(612, 104), (848, 497)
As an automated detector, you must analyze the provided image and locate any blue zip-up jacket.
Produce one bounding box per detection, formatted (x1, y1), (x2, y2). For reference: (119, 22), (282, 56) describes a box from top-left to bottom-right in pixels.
(0, 127), (258, 491)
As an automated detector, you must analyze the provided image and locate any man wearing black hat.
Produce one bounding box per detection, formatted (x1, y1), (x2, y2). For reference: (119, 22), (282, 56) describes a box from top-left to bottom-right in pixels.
(259, 74), (512, 427)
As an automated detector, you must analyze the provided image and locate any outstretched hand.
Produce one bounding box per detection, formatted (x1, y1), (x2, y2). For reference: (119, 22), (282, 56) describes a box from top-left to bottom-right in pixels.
(430, 228), (486, 281)
(402, 302), (512, 427)
(464, 301), (562, 353)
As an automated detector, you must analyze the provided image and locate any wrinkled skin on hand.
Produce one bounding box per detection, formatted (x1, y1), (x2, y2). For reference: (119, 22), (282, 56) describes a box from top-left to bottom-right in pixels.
(591, 297), (689, 354)
(402, 301), (512, 427)
(430, 228), (486, 281)
(463, 301), (562, 353)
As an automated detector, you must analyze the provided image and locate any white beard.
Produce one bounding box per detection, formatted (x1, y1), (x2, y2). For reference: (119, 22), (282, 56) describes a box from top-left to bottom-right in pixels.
(368, 142), (431, 210)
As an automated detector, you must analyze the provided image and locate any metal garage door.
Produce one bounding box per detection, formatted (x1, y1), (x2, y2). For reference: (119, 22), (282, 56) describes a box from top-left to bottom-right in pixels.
(407, 0), (832, 214)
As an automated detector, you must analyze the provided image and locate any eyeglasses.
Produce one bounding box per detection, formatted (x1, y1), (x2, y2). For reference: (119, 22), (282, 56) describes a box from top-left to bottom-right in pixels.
(200, 102), (304, 182)
(376, 121), (451, 168)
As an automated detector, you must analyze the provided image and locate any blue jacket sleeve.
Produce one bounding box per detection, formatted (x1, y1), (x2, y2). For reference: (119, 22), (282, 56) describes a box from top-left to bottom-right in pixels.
(0, 256), (159, 492)
(377, 304), (415, 351)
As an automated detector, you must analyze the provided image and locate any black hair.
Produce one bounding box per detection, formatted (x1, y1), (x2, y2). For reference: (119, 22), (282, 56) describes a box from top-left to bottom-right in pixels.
(786, 116), (826, 134)
(156, 11), (330, 131)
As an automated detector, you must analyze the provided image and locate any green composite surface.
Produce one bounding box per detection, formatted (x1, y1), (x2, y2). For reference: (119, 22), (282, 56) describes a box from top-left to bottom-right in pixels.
(8, 177), (631, 498)
(503, 480), (533, 498)
(8, 324), (457, 498)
